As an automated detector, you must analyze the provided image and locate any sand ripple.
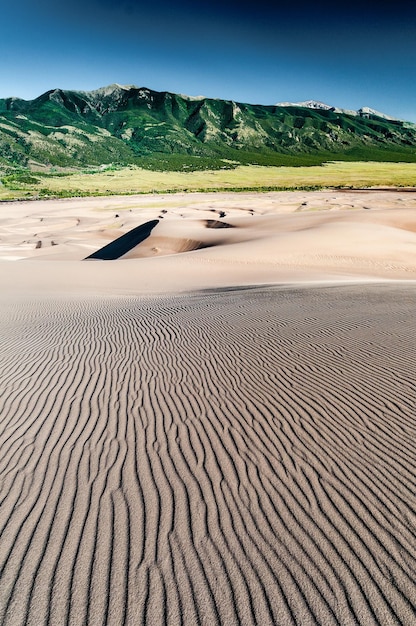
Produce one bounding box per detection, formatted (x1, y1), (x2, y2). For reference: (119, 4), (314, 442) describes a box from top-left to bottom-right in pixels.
(0, 284), (415, 625)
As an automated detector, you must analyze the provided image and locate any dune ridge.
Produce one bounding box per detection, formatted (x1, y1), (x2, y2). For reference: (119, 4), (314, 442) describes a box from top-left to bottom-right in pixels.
(0, 284), (415, 625)
(85, 219), (159, 260)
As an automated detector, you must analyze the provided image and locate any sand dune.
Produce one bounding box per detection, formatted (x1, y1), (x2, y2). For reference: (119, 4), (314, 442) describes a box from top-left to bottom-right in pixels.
(1, 190), (416, 291)
(0, 284), (415, 624)
(1, 190), (416, 624)
(85, 220), (159, 260)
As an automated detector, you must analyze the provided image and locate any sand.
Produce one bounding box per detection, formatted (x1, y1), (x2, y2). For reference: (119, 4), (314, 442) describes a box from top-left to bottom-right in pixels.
(0, 190), (416, 624)
(1, 189), (416, 295)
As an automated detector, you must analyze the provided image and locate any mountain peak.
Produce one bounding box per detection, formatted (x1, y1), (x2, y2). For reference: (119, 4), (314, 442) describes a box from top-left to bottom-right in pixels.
(275, 99), (399, 120)
(86, 83), (137, 98)
(357, 106), (396, 120)
(276, 100), (334, 111)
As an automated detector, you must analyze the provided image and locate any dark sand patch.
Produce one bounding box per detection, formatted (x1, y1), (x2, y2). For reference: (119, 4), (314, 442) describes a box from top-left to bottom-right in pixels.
(204, 219), (235, 229)
(85, 220), (159, 260)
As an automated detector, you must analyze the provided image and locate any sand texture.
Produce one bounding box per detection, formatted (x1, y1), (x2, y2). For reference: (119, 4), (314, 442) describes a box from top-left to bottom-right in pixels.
(0, 284), (415, 625)
(1, 190), (416, 294)
(1, 190), (416, 624)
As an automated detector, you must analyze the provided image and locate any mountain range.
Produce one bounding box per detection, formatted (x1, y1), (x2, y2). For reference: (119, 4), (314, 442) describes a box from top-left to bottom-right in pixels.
(275, 100), (398, 120)
(1, 84), (415, 171)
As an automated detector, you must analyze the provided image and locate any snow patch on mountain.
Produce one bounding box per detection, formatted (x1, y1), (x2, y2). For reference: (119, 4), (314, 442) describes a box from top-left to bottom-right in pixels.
(276, 100), (398, 120)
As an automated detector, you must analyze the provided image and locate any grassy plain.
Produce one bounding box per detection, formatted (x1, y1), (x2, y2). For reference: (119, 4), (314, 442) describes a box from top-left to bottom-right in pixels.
(1, 161), (415, 201)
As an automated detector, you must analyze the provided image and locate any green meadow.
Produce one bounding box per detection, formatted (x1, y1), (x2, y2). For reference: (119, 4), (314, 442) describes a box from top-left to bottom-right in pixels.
(1, 161), (415, 201)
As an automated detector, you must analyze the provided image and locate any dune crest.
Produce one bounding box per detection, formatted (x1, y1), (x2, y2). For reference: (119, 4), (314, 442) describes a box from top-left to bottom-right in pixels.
(1, 191), (416, 623)
(1, 191), (416, 286)
(85, 219), (159, 260)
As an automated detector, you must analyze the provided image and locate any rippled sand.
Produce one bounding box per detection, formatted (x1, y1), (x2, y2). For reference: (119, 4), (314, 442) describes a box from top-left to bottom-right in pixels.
(0, 191), (416, 624)
(1, 284), (415, 625)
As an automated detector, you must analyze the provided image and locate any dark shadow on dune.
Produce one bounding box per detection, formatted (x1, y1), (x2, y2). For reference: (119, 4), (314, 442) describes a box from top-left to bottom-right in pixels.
(84, 220), (159, 260)
(204, 220), (235, 229)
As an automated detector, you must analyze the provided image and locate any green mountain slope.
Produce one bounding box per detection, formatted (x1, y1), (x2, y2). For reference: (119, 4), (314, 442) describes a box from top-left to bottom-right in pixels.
(1, 84), (415, 171)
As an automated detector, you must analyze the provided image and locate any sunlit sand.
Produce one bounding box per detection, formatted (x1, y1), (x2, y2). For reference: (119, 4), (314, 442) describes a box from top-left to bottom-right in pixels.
(0, 190), (415, 624)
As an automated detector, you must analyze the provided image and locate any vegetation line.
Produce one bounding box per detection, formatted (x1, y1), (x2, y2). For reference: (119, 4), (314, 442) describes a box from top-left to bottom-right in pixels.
(1, 161), (415, 201)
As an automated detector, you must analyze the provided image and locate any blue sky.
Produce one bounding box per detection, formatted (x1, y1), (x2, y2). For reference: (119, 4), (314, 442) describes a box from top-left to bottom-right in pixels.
(2, 0), (416, 121)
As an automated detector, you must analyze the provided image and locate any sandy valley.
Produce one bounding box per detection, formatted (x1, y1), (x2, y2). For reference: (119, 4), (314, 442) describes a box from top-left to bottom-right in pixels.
(0, 190), (415, 624)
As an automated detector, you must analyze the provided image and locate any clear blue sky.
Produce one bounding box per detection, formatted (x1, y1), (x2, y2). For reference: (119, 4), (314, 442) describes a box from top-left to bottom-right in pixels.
(2, 0), (416, 121)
